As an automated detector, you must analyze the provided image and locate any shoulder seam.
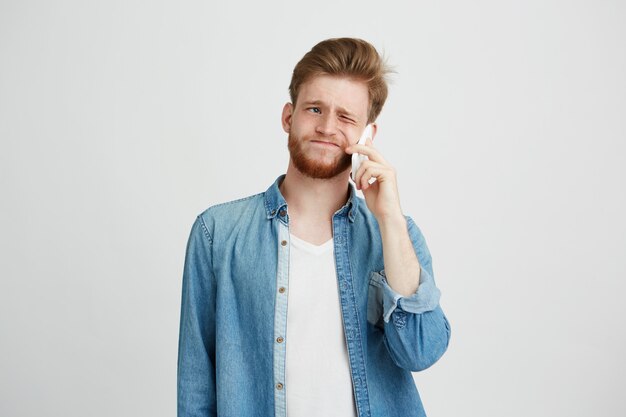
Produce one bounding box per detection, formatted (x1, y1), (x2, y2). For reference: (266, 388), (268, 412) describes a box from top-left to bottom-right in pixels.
(197, 215), (214, 244)
(197, 192), (265, 242)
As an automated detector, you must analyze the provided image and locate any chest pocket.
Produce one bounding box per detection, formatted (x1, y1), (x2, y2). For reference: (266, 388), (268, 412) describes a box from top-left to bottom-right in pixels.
(366, 270), (386, 329)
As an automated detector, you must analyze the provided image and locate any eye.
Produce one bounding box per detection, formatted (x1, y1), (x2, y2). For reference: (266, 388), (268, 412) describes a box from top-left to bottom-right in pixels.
(307, 107), (321, 114)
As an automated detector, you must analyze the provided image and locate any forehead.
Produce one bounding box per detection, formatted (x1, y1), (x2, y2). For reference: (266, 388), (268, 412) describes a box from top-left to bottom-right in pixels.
(298, 75), (369, 116)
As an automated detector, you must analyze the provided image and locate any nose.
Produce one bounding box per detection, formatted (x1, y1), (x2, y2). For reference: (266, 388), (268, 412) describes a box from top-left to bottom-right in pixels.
(315, 114), (338, 136)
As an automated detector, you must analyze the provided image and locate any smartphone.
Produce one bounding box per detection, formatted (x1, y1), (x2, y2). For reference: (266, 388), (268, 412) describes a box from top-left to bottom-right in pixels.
(351, 124), (374, 183)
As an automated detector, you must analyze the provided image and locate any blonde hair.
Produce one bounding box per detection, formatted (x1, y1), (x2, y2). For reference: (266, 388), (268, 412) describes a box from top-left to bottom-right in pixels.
(288, 38), (393, 123)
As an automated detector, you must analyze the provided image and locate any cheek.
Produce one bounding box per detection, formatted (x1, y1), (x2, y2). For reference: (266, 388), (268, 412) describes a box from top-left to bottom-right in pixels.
(342, 127), (359, 144)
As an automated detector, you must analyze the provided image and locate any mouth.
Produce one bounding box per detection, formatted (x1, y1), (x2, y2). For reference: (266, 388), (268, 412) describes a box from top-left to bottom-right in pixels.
(311, 140), (341, 148)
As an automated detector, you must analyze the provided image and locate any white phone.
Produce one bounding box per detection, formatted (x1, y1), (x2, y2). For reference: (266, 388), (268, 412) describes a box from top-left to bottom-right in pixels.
(351, 124), (374, 183)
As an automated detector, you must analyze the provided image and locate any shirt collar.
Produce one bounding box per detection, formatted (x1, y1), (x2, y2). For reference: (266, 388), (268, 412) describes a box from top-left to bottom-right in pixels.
(264, 174), (358, 223)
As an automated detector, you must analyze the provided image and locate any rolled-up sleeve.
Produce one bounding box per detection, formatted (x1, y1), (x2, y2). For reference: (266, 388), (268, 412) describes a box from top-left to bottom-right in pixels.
(375, 216), (451, 372)
(376, 265), (441, 324)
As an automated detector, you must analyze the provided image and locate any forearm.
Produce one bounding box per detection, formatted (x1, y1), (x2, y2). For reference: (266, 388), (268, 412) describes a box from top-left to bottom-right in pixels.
(375, 214), (450, 371)
(378, 212), (421, 297)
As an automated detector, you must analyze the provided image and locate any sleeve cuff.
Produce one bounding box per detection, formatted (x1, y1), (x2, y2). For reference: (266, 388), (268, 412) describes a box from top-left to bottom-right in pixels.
(374, 266), (441, 323)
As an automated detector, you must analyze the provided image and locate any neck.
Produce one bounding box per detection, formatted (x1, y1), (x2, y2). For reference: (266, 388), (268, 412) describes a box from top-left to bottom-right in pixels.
(279, 160), (351, 221)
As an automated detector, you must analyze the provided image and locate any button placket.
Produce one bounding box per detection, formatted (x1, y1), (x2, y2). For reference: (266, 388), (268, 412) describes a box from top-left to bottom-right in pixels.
(273, 221), (290, 417)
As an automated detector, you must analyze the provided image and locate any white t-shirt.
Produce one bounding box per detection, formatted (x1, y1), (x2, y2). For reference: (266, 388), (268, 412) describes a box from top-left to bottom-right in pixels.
(286, 233), (357, 417)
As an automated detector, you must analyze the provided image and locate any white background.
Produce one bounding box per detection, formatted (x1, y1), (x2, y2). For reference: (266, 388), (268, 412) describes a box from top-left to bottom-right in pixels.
(1, 1), (625, 416)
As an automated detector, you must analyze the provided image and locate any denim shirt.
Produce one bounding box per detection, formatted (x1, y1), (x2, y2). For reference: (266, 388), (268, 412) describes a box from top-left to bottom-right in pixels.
(178, 174), (451, 417)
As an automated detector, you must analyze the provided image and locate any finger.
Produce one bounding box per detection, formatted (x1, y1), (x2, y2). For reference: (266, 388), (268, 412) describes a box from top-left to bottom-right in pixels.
(355, 160), (383, 190)
(354, 159), (371, 188)
(347, 143), (387, 165)
(360, 165), (382, 190)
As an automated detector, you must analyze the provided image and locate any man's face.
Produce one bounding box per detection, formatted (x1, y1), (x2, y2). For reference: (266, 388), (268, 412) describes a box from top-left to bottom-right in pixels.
(282, 75), (372, 179)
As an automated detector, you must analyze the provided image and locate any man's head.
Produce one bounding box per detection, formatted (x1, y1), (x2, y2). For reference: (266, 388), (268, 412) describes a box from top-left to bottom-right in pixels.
(283, 38), (391, 179)
(288, 37), (391, 124)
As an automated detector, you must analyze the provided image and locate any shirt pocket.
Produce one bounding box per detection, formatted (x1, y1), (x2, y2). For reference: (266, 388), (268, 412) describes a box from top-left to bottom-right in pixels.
(366, 270), (386, 329)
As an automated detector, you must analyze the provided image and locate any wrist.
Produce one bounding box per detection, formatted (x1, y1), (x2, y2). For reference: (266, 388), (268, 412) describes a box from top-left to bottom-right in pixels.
(378, 211), (406, 230)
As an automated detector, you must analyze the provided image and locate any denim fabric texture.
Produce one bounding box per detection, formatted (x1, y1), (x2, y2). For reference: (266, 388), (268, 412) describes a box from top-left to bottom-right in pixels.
(177, 174), (451, 417)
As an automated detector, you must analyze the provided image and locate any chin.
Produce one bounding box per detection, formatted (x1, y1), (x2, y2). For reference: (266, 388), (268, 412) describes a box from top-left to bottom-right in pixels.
(292, 157), (351, 180)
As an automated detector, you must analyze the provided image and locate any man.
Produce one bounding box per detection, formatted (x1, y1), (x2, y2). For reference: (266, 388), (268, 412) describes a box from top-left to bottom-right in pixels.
(178, 38), (451, 417)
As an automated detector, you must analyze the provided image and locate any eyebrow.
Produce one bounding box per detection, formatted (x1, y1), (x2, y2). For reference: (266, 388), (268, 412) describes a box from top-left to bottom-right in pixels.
(303, 100), (358, 119)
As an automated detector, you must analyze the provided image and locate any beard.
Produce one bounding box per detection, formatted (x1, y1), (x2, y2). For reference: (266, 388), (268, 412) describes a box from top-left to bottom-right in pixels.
(287, 131), (351, 179)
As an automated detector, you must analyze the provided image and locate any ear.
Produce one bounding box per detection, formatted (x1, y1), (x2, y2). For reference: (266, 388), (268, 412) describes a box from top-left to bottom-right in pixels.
(281, 102), (294, 133)
(369, 122), (378, 142)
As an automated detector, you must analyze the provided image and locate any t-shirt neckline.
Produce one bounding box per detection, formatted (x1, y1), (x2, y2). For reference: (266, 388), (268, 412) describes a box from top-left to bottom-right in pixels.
(289, 233), (334, 255)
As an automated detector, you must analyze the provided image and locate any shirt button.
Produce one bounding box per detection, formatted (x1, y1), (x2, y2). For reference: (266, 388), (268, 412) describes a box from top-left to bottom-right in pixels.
(276, 383), (284, 390)
(276, 336), (284, 343)
(278, 287), (286, 294)
(279, 210), (286, 217)
(281, 240), (287, 246)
